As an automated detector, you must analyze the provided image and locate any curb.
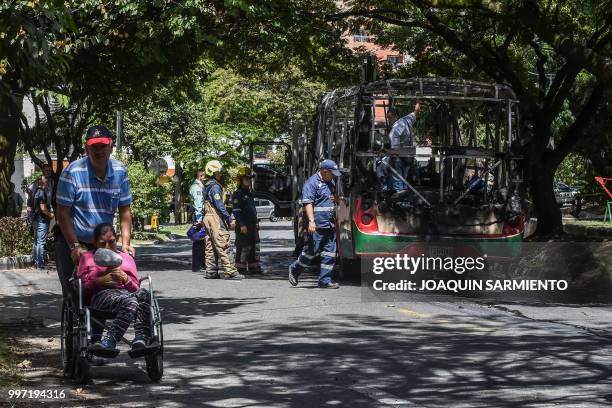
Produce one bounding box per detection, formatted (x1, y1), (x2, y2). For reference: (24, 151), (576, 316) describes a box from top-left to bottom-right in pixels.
(565, 223), (612, 239)
(0, 255), (33, 270)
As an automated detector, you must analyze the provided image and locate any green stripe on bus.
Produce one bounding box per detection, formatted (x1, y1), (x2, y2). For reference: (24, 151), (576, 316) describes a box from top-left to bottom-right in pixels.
(351, 221), (522, 255)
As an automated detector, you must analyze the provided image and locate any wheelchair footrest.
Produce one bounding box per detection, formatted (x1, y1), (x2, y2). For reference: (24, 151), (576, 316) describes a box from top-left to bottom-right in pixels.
(88, 345), (120, 358)
(128, 341), (160, 359)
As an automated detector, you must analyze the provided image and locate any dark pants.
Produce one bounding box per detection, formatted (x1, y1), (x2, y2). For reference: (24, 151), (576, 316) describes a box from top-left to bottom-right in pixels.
(234, 223), (260, 272)
(192, 239), (205, 271)
(290, 228), (336, 285)
(386, 157), (420, 192)
(54, 230), (76, 297)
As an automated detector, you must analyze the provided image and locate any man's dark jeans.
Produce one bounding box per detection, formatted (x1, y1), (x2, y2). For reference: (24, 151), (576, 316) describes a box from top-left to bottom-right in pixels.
(54, 229), (75, 297)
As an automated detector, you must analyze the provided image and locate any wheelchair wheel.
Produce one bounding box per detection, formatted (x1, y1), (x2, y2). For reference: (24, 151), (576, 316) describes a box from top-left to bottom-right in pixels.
(145, 298), (164, 381)
(60, 299), (74, 377)
(73, 356), (90, 384)
(145, 345), (163, 381)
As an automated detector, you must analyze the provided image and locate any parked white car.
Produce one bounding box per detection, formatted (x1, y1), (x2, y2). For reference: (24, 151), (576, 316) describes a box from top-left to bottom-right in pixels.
(255, 199), (278, 222)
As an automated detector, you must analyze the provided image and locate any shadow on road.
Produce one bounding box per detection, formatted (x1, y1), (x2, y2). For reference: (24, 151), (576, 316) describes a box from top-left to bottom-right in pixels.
(18, 311), (612, 407)
(0, 292), (61, 328)
(158, 295), (271, 325)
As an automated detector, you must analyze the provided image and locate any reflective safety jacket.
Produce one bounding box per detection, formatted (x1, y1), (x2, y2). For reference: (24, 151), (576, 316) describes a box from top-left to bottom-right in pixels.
(232, 187), (257, 227)
(204, 179), (232, 226)
(302, 172), (336, 229)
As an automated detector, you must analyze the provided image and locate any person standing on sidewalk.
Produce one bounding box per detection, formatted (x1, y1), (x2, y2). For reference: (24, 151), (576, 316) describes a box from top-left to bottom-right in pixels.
(232, 166), (262, 275)
(26, 163), (56, 227)
(202, 160), (243, 280)
(32, 176), (54, 269)
(189, 170), (206, 273)
(55, 125), (135, 295)
(289, 160), (341, 289)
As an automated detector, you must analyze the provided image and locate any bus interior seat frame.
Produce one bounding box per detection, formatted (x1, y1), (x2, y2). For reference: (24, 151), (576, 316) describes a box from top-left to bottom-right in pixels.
(296, 78), (523, 227)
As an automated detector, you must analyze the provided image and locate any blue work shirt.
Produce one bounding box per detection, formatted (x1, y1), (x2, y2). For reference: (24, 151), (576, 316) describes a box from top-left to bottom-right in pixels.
(232, 187), (257, 227)
(389, 112), (417, 148)
(204, 179), (232, 226)
(302, 172), (336, 229)
(56, 157), (132, 243)
(189, 179), (204, 222)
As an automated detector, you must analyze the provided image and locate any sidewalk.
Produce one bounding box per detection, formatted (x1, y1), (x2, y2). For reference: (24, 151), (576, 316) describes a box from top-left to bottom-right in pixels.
(0, 268), (62, 329)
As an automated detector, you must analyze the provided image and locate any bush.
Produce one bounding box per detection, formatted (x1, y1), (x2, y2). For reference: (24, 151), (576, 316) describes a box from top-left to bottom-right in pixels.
(0, 217), (33, 257)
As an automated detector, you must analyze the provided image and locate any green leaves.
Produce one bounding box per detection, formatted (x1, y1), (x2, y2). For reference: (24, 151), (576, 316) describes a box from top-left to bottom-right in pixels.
(123, 158), (173, 229)
(0, 217), (32, 257)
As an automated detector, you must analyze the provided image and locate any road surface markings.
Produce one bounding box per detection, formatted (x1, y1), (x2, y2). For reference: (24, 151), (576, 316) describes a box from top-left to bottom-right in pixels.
(396, 307), (431, 319)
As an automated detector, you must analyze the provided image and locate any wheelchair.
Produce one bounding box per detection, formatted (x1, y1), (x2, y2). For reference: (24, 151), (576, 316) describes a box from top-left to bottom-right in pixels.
(60, 270), (164, 383)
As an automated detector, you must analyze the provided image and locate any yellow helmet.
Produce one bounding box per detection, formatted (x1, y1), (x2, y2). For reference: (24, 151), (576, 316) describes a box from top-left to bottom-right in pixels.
(235, 166), (251, 181)
(205, 160), (224, 176)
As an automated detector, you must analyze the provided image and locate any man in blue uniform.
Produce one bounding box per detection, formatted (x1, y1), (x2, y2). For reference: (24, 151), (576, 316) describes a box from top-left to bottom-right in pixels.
(232, 166), (262, 275)
(289, 159), (341, 289)
(202, 160), (243, 280)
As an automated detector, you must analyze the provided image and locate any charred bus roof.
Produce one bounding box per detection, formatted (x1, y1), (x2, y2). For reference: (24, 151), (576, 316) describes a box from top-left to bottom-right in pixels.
(324, 77), (518, 103)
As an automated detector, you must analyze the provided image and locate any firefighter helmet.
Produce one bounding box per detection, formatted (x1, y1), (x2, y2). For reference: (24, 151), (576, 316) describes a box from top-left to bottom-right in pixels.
(205, 160), (224, 176)
(235, 166), (251, 181)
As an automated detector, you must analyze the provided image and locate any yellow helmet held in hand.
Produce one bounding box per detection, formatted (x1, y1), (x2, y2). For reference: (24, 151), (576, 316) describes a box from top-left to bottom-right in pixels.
(205, 160), (224, 176)
(235, 166), (251, 181)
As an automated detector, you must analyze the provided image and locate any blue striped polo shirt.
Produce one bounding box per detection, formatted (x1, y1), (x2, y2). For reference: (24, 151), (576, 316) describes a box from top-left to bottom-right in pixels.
(56, 157), (132, 243)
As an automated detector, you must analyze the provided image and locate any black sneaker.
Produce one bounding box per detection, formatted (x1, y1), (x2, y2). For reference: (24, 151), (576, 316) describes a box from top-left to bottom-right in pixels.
(224, 273), (244, 280)
(89, 336), (120, 358)
(318, 282), (340, 289)
(204, 273), (220, 279)
(288, 266), (298, 287)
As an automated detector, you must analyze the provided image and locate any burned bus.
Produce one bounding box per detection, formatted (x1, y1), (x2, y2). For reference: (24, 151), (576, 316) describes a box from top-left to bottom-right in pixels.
(250, 78), (524, 274)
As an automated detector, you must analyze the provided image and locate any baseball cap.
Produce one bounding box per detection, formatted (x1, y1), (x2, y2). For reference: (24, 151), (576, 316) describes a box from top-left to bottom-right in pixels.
(320, 159), (341, 177)
(85, 125), (112, 146)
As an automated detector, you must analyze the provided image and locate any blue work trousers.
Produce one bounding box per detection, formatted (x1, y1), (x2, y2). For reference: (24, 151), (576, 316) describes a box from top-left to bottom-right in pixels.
(290, 228), (336, 285)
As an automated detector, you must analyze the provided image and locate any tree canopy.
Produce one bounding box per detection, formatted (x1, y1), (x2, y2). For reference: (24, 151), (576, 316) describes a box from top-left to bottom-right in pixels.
(0, 0), (358, 215)
(322, 0), (611, 234)
(2, 0), (610, 236)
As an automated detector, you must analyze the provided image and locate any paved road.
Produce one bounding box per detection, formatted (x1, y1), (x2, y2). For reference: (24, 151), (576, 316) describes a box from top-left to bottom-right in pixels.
(2, 221), (612, 407)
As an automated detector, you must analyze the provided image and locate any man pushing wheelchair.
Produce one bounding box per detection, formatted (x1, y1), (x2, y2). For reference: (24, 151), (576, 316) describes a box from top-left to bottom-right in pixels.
(55, 125), (163, 382)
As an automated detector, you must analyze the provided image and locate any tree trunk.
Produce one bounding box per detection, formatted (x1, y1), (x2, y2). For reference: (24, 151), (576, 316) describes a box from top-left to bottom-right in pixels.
(529, 159), (564, 236)
(0, 94), (22, 217)
(174, 164), (183, 224)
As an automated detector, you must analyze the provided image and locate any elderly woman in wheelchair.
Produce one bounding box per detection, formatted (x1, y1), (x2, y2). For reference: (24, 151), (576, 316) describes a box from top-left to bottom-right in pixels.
(76, 222), (153, 356)
(62, 222), (163, 383)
